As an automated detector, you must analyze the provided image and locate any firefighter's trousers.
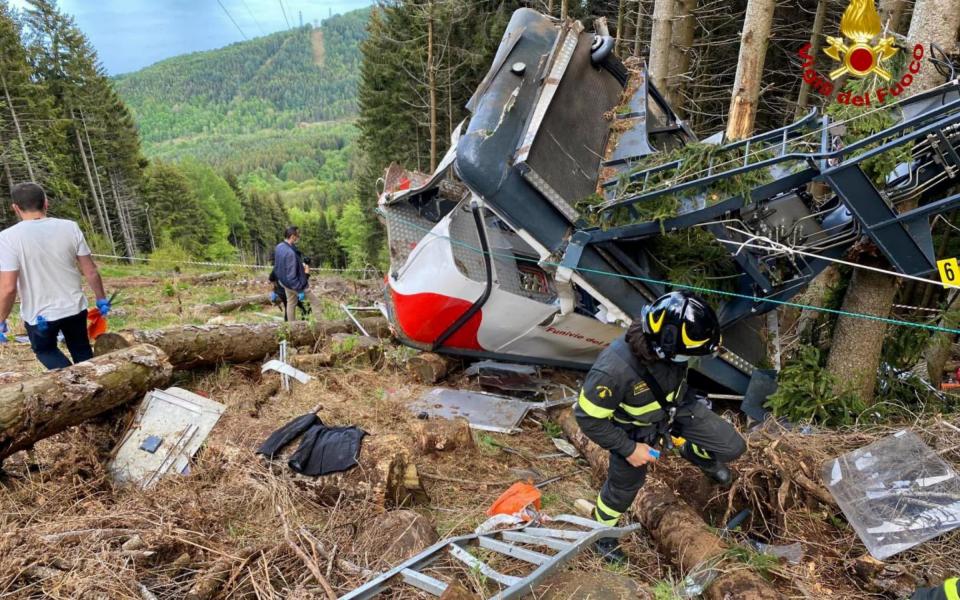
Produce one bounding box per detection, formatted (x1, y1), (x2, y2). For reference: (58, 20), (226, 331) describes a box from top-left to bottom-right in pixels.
(593, 401), (746, 525)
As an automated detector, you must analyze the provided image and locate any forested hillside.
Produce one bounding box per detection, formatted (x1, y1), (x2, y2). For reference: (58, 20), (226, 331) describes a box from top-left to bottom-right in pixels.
(0, 0), (300, 266)
(114, 9), (368, 144)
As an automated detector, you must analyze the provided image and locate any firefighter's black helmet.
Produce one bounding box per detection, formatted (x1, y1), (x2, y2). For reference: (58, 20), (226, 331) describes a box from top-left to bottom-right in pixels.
(639, 291), (721, 360)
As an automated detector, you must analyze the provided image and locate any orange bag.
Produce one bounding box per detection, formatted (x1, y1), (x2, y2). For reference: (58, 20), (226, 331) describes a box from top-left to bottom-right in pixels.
(486, 482), (542, 519)
(87, 307), (108, 341)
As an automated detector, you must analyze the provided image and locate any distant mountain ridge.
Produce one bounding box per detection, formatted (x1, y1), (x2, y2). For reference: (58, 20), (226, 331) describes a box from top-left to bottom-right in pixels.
(114, 8), (369, 146)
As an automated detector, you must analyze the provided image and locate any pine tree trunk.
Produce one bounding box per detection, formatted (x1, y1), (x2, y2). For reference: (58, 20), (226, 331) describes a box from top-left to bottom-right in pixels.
(906, 0), (960, 92)
(561, 0), (569, 20)
(109, 171), (136, 259)
(725, 0), (777, 140)
(72, 110), (113, 250)
(827, 0), (960, 401)
(615, 0), (627, 54)
(879, 0), (908, 35)
(93, 317), (389, 369)
(1, 72), (34, 181)
(648, 0), (674, 93)
(0, 344), (173, 462)
(426, 1), (437, 172)
(796, 0), (828, 115)
(668, 0), (696, 115)
(826, 269), (899, 401)
(555, 409), (784, 599)
(634, 0), (644, 57)
(80, 110), (117, 250)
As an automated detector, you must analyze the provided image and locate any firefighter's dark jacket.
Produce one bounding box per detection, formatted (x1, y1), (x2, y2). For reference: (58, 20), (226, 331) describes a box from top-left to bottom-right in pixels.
(574, 335), (693, 458)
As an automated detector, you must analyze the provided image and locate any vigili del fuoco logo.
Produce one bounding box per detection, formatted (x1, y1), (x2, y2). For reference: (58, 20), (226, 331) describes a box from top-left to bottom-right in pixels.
(797, 0), (925, 106)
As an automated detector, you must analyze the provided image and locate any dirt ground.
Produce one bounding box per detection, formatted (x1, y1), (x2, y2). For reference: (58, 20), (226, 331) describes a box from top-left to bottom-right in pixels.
(0, 264), (958, 599)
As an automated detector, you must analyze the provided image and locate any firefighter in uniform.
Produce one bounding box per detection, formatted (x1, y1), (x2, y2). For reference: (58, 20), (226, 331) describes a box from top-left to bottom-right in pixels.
(574, 291), (747, 562)
(912, 578), (960, 600)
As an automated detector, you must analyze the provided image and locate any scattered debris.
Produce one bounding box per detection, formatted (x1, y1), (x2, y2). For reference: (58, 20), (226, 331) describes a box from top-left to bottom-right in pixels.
(464, 360), (550, 396)
(262, 358), (313, 385)
(108, 387), (225, 488)
(340, 304), (385, 336)
(487, 482), (542, 519)
(551, 437), (579, 458)
(824, 430), (960, 559)
(410, 388), (538, 434)
(341, 514), (640, 599)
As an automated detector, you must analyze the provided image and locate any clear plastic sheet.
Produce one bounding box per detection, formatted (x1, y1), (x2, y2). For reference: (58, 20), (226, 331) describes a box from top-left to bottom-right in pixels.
(823, 430), (960, 559)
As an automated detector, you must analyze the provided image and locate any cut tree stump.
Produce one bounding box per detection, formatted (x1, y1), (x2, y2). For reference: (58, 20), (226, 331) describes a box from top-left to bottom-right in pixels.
(195, 293), (272, 315)
(0, 344), (173, 462)
(288, 434), (427, 508)
(556, 409), (785, 600)
(415, 417), (473, 454)
(329, 333), (384, 367)
(408, 352), (455, 384)
(94, 317), (389, 369)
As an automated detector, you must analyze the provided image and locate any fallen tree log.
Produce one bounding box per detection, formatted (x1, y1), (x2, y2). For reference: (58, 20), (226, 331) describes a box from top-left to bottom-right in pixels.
(196, 293), (272, 315)
(0, 344), (173, 462)
(186, 271), (232, 284)
(556, 409), (784, 600)
(94, 317), (389, 369)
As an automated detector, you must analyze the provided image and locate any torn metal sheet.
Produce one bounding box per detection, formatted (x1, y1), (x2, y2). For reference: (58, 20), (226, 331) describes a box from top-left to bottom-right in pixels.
(464, 360), (551, 395)
(109, 388), (225, 489)
(409, 388), (538, 434)
(823, 430), (960, 559)
(262, 359), (313, 384)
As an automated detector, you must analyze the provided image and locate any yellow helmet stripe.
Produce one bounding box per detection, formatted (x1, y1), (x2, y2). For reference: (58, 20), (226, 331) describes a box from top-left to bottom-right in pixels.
(648, 310), (665, 333)
(681, 323), (710, 349)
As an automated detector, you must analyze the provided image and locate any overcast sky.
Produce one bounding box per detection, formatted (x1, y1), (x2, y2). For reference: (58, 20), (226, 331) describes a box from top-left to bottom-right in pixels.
(9, 0), (372, 74)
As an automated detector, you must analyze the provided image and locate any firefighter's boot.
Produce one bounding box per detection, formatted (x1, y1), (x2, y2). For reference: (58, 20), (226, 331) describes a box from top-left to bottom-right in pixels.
(593, 537), (627, 565)
(680, 442), (733, 487)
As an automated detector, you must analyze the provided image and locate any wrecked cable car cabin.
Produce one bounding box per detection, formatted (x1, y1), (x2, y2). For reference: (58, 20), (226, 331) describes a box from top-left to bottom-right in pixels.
(378, 8), (960, 396)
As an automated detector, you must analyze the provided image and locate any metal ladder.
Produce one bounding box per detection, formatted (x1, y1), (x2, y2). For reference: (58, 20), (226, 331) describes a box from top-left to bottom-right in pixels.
(339, 514), (640, 599)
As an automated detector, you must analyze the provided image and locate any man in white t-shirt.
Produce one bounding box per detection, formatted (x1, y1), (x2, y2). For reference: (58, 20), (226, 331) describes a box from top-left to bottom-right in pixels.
(0, 183), (111, 369)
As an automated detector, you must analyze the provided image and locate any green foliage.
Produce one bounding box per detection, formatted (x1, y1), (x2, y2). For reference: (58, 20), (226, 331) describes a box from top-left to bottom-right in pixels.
(723, 546), (780, 579)
(765, 345), (866, 426)
(114, 10), (369, 144)
(1, 0), (147, 252)
(652, 581), (682, 600)
(826, 79), (912, 186)
(336, 199), (371, 270)
(592, 142), (776, 227)
(541, 420), (563, 439)
(149, 239), (194, 269)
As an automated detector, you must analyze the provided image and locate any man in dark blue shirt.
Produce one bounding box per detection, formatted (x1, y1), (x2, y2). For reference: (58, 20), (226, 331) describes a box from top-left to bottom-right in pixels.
(274, 226), (319, 321)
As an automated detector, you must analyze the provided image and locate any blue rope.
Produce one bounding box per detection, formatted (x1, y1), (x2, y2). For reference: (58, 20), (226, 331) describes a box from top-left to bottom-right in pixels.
(378, 208), (960, 335)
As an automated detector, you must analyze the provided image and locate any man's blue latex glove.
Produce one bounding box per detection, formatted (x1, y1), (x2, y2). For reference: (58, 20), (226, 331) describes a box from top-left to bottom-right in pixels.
(96, 298), (111, 316)
(297, 291), (305, 302)
(269, 291), (278, 303)
(0, 321), (7, 344)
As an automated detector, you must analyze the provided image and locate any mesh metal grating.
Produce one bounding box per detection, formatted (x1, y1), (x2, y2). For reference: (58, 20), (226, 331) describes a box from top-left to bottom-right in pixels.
(384, 203), (435, 271)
